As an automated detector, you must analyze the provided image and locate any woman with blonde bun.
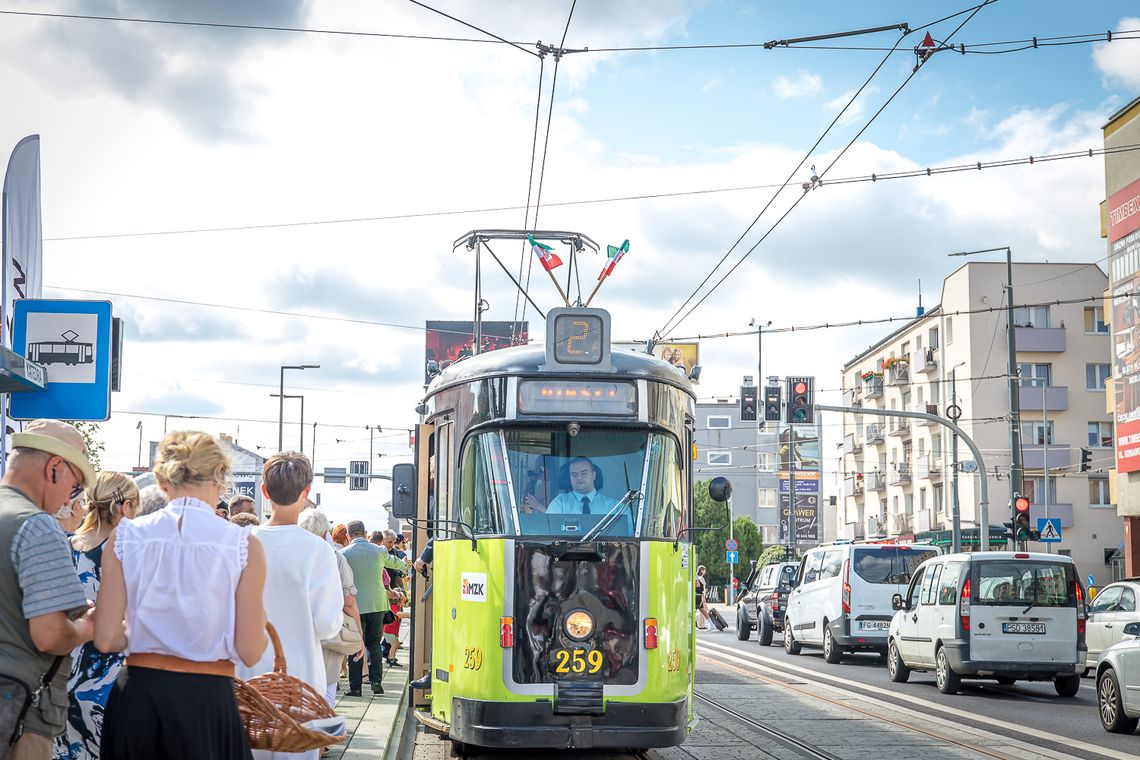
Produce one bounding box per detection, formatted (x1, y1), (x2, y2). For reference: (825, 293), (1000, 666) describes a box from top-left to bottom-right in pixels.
(52, 472), (138, 760)
(94, 431), (268, 759)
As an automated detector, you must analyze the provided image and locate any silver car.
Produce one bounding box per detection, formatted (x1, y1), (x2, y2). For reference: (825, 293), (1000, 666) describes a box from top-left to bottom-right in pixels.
(1086, 580), (1140, 666)
(1095, 621), (1140, 733)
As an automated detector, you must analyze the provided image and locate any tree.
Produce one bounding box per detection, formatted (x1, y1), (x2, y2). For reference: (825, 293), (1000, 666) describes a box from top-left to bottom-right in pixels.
(693, 480), (764, 587)
(66, 421), (104, 471)
(757, 544), (795, 568)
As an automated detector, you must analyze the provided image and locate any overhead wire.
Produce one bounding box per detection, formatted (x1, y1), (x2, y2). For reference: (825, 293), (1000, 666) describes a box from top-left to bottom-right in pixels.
(659, 0), (998, 338)
(42, 142), (1140, 243)
(405, 0), (537, 57)
(514, 57), (547, 338)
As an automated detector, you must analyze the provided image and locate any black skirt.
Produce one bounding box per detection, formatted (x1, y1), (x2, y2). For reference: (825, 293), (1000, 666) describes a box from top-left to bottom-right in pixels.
(100, 666), (253, 760)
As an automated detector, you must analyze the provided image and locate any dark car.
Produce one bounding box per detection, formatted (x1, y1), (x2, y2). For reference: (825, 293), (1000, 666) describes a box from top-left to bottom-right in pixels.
(736, 561), (798, 645)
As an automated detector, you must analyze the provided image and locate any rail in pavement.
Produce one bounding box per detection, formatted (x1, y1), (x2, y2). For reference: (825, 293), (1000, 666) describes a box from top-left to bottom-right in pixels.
(327, 657), (410, 759)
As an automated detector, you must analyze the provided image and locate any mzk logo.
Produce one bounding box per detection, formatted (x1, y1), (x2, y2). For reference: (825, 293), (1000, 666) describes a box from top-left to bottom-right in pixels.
(461, 572), (487, 602)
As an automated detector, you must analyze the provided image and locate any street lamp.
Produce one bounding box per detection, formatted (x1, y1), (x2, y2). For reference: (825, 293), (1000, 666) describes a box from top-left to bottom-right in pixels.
(279, 365), (319, 451)
(270, 393), (305, 453)
(136, 420), (143, 469)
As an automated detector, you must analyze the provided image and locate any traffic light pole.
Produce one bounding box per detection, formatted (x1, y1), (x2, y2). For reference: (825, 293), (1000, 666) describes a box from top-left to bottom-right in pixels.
(817, 404), (991, 551)
(786, 426), (796, 561)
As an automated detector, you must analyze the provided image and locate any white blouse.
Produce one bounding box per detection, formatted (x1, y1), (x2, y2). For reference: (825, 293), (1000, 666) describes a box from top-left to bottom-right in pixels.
(116, 496), (250, 664)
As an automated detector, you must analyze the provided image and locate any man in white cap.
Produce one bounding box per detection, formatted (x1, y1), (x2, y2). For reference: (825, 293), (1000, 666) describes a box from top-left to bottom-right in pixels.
(0, 419), (97, 759)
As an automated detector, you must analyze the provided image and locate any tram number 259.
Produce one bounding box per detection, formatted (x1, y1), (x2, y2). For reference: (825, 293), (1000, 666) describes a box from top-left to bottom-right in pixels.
(554, 648), (603, 674)
(463, 647), (483, 671)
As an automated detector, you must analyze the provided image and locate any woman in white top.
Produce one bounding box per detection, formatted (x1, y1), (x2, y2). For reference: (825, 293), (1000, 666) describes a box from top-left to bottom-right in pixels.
(94, 431), (268, 759)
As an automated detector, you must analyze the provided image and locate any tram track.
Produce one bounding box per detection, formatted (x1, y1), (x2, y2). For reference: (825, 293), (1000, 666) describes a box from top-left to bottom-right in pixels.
(693, 690), (842, 760)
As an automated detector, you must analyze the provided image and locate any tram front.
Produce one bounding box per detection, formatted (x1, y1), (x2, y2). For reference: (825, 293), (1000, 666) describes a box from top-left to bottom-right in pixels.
(396, 307), (698, 752)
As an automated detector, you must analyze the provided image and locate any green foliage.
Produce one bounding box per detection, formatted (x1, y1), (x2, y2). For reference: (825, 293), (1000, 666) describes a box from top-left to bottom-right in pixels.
(693, 480), (765, 586)
(65, 421), (104, 471)
(757, 544), (794, 568)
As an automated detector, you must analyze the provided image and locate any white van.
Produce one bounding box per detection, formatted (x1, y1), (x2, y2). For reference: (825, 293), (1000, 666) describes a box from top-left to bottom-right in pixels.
(886, 551), (1086, 696)
(783, 542), (939, 663)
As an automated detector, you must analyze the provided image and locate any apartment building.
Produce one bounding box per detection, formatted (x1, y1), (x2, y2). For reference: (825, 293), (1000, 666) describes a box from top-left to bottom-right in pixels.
(1103, 95), (1140, 576)
(838, 261), (1121, 586)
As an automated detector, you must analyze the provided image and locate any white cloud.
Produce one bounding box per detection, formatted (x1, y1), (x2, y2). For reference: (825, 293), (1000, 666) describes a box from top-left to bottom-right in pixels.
(824, 85), (879, 125)
(772, 70), (822, 98)
(1092, 18), (1140, 89)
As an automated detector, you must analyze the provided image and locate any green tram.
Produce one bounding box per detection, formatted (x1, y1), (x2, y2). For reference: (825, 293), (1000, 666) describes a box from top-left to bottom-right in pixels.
(392, 307), (698, 753)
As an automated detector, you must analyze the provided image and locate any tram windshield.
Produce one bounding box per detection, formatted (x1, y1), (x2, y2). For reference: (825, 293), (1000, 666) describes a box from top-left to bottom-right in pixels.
(455, 428), (687, 539)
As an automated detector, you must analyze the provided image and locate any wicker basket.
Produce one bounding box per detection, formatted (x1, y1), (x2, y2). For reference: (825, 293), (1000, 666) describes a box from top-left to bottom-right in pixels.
(234, 623), (345, 752)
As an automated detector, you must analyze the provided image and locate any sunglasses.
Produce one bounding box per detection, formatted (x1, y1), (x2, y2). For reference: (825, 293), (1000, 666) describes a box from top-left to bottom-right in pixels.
(61, 461), (85, 500)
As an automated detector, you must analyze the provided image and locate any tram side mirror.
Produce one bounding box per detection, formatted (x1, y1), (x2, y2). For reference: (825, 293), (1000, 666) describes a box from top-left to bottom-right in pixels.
(1124, 622), (1140, 637)
(391, 463), (417, 519)
(891, 593), (906, 611)
(708, 477), (732, 503)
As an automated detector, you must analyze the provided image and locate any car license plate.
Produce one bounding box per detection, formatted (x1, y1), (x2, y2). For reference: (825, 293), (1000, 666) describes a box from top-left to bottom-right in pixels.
(860, 620), (890, 631)
(1002, 622), (1046, 634)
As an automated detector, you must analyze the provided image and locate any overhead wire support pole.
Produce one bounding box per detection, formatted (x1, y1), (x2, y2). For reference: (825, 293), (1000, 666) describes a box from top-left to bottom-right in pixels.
(763, 22), (910, 49)
(817, 404), (990, 552)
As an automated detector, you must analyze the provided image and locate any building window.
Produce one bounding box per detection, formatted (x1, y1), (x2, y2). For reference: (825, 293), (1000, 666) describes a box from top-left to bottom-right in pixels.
(1018, 363), (1052, 388)
(1086, 363), (1111, 391)
(945, 318), (953, 345)
(707, 451), (731, 466)
(707, 415), (731, 430)
(919, 487), (927, 512)
(933, 484), (944, 513)
(1088, 421), (1114, 448)
(929, 326), (940, 349)
(758, 489), (777, 507)
(930, 381), (940, 405)
(1022, 478), (1057, 505)
(1085, 306), (1109, 334)
(1013, 305), (1050, 328)
(1089, 477), (1111, 507)
(1020, 421), (1054, 445)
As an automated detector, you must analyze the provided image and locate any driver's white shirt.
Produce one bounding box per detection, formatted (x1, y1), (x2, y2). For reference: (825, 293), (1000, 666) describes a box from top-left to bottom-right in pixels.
(546, 489), (619, 515)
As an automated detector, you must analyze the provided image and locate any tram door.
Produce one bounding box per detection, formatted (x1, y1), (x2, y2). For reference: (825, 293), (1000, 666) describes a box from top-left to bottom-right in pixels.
(410, 423), (435, 709)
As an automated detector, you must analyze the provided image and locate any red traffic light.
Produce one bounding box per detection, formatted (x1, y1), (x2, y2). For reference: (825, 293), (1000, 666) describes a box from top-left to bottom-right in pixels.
(793, 381), (808, 394)
(1014, 496), (1030, 513)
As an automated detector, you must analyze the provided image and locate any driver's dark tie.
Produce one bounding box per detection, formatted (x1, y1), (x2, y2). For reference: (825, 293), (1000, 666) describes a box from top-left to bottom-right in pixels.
(581, 496), (591, 514)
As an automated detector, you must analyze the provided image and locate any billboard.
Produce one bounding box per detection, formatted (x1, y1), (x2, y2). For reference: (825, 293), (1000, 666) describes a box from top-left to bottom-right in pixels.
(424, 320), (527, 383)
(652, 342), (699, 382)
(1108, 178), (1140, 473)
(778, 492), (819, 542)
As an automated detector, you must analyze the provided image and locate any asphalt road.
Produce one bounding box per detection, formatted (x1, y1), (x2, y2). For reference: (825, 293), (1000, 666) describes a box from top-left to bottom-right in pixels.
(700, 618), (1139, 759)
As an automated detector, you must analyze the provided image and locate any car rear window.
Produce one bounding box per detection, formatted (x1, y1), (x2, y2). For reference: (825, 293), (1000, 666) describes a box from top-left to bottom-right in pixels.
(975, 561), (1075, 607)
(852, 547), (939, 585)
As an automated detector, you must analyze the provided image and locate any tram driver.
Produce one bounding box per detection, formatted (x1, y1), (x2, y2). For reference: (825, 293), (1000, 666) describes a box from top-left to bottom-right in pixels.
(522, 456), (618, 515)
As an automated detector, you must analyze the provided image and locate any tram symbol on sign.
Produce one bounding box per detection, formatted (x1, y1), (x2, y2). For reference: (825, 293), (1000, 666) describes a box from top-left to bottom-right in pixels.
(27, 330), (94, 367)
(725, 550), (739, 564)
(725, 538), (738, 552)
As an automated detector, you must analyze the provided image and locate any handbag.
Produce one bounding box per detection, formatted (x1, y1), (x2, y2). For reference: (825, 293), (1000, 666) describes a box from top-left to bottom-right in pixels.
(0, 657), (63, 756)
(322, 613), (363, 657)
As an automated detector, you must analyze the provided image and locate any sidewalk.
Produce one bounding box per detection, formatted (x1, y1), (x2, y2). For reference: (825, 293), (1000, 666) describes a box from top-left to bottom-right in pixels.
(326, 658), (409, 759)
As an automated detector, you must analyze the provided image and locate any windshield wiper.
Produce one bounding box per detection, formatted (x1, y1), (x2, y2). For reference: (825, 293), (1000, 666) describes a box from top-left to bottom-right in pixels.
(579, 490), (639, 543)
(1022, 575), (1040, 614)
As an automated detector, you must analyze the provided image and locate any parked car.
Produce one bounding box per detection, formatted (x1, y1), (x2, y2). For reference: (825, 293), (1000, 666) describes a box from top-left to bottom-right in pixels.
(736, 561), (798, 645)
(783, 542), (939, 663)
(1095, 621), (1140, 733)
(887, 551), (1086, 696)
(1085, 579), (1140, 669)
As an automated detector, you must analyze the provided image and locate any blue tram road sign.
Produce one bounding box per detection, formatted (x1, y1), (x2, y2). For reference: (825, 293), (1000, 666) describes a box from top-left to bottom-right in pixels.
(10, 300), (113, 421)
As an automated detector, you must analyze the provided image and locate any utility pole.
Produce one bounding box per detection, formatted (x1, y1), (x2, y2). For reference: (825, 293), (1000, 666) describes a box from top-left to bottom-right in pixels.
(311, 422), (317, 470)
(1043, 401), (1050, 555)
(136, 421), (143, 469)
(950, 371), (961, 553)
(727, 494), (735, 607)
(787, 426), (797, 561)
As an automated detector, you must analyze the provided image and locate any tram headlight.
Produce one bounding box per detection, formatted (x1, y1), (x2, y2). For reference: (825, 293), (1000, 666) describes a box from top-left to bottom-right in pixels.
(564, 610), (594, 640)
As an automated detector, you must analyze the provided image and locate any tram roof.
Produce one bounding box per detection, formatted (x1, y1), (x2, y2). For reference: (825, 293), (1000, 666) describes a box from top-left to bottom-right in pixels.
(426, 343), (695, 397)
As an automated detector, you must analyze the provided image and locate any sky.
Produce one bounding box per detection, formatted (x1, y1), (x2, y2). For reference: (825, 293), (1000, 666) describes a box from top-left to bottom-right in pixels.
(0, 0), (1138, 529)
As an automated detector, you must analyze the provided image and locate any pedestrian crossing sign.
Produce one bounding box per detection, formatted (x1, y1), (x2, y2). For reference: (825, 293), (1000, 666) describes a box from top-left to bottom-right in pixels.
(1037, 517), (1061, 543)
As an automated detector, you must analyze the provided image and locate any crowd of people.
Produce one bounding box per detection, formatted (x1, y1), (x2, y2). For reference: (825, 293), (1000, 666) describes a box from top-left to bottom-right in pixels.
(0, 420), (415, 760)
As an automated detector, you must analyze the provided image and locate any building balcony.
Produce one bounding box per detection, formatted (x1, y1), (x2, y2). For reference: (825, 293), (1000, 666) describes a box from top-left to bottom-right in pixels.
(918, 404), (940, 426)
(865, 423), (884, 445)
(866, 471), (887, 492)
(863, 377), (884, 399)
(917, 455), (943, 481)
(889, 419), (911, 438)
(1022, 444), (1071, 470)
(866, 514), (887, 538)
(841, 522), (866, 541)
(1029, 502), (1074, 528)
(1018, 384), (1068, 412)
(886, 362), (910, 386)
(914, 510), (932, 534)
(1015, 326), (1066, 353)
(890, 464), (912, 486)
(845, 387), (863, 408)
(892, 512), (913, 535)
(842, 433), (862, 455)
(846, 475), (865, 496)
(916, 348), (938, 374)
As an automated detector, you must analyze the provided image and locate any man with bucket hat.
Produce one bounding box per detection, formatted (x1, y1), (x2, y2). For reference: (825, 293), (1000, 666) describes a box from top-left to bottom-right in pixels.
(0, 420), (96, 759)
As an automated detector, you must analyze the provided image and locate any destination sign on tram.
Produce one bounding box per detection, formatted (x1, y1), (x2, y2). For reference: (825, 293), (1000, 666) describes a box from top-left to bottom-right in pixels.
(517, 379), (636, 415)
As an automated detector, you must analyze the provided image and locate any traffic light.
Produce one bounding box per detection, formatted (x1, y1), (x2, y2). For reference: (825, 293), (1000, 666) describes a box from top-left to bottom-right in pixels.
(785, 376), (815, 424)
(1013, 494), (1031, 542)
(1080, 447), (1092, 472)
(764, 385), (782, 422)
(740, 385), (758, 421)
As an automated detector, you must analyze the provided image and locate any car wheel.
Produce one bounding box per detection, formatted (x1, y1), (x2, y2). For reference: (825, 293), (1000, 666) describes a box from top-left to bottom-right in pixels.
(887, 640), (910, 683)
(1098, 668), (1140, 734)
(823, 624), (842, 664)
(758, 613), (774, 647)
(996, 677), (1016, 686)
(784, 621), (801, 655)
(736, 607), (752, 641)
(935, 647), (960, 695)
(1054, 674), (1081, 698)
